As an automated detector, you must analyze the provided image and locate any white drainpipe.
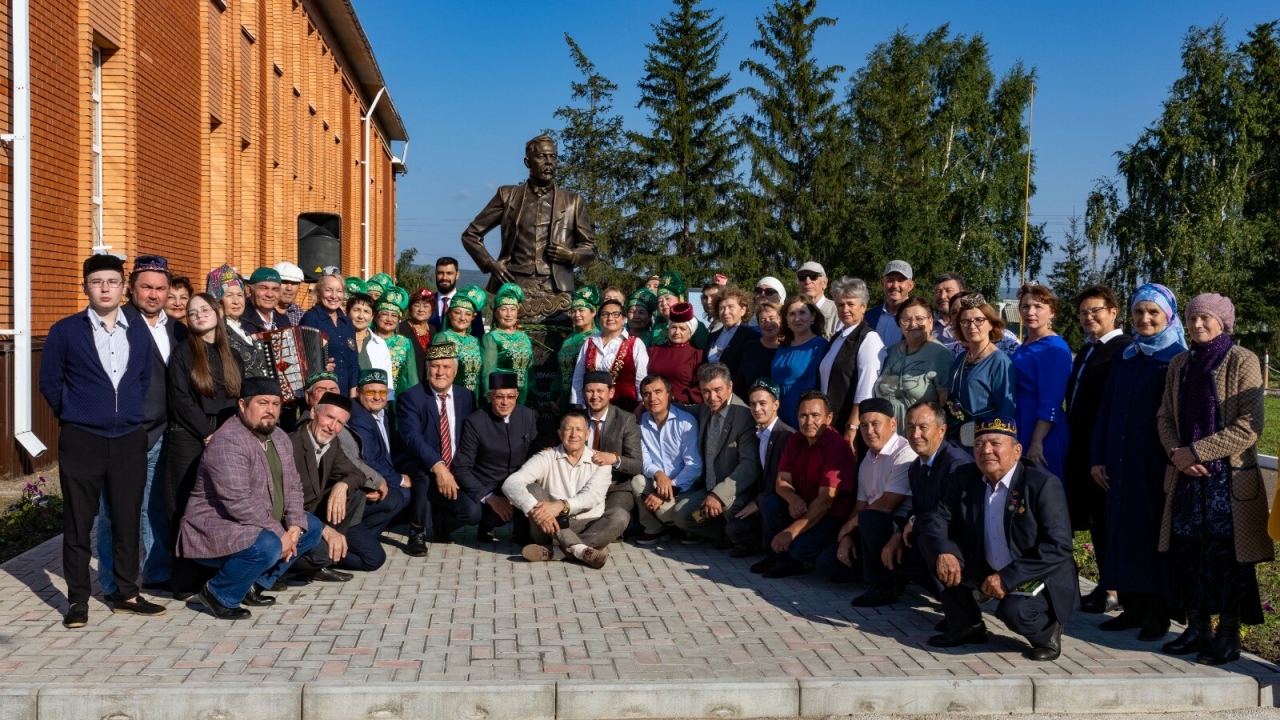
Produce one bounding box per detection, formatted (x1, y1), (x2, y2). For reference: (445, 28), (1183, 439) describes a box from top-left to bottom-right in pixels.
(1, 0), (47, 458)
(361, 86), (386, 281)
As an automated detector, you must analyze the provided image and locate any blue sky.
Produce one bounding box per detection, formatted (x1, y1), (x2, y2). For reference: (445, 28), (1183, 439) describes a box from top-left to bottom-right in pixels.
(355, 0), (1278, 277)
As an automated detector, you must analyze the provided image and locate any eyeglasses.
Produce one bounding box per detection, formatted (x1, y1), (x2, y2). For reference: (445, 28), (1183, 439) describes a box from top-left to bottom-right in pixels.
(361, 389), (389, 398)
(959, 318), (988, 328)
(599, 311), (623, 320)
(187, 308), (215, 319)
(1078, 306), (1112, 318)
(797, 273), (821, 282)
(87, 278), (123, 288)
(755, 287), (779, 296)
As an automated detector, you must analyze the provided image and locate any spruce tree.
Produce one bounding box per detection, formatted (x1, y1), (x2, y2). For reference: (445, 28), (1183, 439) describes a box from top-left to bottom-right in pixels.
(630, 0), (739, 283)
(736, 0), (848, 281)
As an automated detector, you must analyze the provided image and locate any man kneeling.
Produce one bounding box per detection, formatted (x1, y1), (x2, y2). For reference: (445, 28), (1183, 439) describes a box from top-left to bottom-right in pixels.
(919, 417), (1078, 660)
(177, 378), (323, 619)
(504, 412), (628, 569)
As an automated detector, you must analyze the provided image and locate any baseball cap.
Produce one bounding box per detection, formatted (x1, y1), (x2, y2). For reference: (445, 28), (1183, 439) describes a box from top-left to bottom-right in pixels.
(882, 260), (913, 280)
(797, 261), (826, 277)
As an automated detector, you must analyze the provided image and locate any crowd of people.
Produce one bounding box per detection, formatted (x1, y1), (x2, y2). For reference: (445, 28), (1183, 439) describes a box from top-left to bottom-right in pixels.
(41, 251), (1279, 667)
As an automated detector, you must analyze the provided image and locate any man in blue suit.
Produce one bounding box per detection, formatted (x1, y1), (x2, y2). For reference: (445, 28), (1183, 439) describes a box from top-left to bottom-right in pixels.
(395, 342), (475, 557)
(341, 369), (407, 571)
(426, 257), (485, 338)
(450, 371), (539, 543)
(848, 401), (970, 608)
(919, 417), (1078, 661)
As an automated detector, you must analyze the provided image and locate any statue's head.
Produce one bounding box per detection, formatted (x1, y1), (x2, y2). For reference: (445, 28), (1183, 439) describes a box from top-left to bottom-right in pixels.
(524, 134), (558, 184)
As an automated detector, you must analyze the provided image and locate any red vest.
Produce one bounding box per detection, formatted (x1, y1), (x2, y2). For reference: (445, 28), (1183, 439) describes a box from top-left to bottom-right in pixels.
(585, 335), (639, 412)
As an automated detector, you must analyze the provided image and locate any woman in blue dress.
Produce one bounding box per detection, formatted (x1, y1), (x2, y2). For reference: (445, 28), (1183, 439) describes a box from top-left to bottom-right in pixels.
(1090, 283), (1187, 642)
(771, 296), (829, 429)
(944, 297), (1017, 448)
(1010, 284), (1072, 482)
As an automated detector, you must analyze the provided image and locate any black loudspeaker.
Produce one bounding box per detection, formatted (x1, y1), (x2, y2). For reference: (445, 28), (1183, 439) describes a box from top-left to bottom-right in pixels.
(297, 213), (342, 282)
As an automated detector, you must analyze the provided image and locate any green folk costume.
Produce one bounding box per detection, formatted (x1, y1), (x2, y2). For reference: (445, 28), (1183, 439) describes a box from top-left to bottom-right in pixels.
(436, 329), (482, 395)
(557, 329), (593, 409)
(480, 329), (535, 404)
(382, 332), (420, 395)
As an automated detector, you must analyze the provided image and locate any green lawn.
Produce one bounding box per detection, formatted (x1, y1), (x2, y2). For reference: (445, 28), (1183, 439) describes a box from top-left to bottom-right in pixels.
(1263, 395), (1279, 457)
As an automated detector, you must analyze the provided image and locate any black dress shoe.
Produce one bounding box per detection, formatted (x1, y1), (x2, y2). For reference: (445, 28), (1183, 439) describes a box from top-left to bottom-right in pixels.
(934, 618), (948, 633)
(111, 596), (167, 616)
(269, 580), (289, 592)
(849, 586), (899, 608)
(311, 567), (353, 582)
(749, 556), (777, 574)
(476, 528), (496, 544)
(761, 562), (805, 579)
(172, 591), (196, 602)
(1030, 623), (1063, 661)
(404, 534), (430, 558)
(63, 602), (89, 629)
(1163, 612), (1212, 655)
(243, 586), (277, 607)
(1137, 614), (1171, 641)
(1099, 610), (1145, 631)
(1196, 618), (1242, 666)
(729, 544), (759, 558)
(197, 586), (251, 620)
(927, 623), (989, 648)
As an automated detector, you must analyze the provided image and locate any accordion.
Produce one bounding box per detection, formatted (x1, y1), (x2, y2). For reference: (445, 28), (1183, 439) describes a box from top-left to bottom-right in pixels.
(253, 326), (328, 403)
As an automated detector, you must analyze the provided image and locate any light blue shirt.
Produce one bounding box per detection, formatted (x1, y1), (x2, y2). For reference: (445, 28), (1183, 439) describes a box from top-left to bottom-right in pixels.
(90, 307), (131, 390)
(640, 405), (703, 491)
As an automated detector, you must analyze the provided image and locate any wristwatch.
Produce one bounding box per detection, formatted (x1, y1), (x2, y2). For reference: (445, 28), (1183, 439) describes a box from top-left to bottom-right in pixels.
(560, 500), (571, 517)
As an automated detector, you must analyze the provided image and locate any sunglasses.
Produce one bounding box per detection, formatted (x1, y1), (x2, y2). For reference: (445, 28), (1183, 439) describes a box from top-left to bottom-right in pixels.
(361, 389), (389, 398)
(755, 287), (779, 295)
(797, 273), (821, 281)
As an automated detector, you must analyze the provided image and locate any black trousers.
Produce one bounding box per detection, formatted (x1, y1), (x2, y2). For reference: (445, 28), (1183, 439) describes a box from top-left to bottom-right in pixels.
(921, 546), (1060, 645)
(336, 488), (406, 572)
(291, 489), (364, 576)
(858, 509), (908, 590)
(60, 424), (147, 605)
(164, 426), (216, 595)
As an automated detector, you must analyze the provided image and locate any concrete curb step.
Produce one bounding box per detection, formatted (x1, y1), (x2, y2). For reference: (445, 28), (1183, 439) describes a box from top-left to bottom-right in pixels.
(0, 674), (1275, 719)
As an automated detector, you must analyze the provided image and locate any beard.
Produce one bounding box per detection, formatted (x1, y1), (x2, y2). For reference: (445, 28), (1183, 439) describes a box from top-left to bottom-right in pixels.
(250, 417), (278, 435)
(437, 278), (456, 294)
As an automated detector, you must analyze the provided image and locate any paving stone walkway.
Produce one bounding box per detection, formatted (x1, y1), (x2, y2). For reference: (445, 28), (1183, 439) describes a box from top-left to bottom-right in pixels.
(0, 529), (1275, 687)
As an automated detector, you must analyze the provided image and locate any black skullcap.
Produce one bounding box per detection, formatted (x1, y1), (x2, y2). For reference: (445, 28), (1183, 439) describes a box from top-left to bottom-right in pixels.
(316, 392), (352, 414)
(583, 370), (613, 387)
(240, 376), (283, 399)
(858, 397), (895, 419)
(83, 254), (124, 279)
(488, 372), (519, 390)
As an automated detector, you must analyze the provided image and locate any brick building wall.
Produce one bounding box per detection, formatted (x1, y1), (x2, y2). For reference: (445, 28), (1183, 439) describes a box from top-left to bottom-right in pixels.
(0, 0), (405, 336)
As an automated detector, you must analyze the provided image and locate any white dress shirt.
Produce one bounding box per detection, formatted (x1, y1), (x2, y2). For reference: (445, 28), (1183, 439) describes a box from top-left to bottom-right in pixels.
(1069, 328), (1124, 406)
(983, 466), (1017, 571)
(707, 324), (740, 363)
(310, 431), (331, 468)
(818, 322), (887, 404)
(429, 385), (458, 465)
(370, 408), (392, 453)
(437, 291), (456, 319)
(90, 308), (131, 389)
(756, 416), (779, 469)
(856, 432), (916, 516)
(145, 310), (171, 363)
(570, 331), (649, 405)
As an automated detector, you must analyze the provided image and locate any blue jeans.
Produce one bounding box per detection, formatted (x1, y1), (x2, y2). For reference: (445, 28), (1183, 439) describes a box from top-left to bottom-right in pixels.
(760, 492), (845, 570)
(99, 436), (170, 594)
(194, 514), (323, 608)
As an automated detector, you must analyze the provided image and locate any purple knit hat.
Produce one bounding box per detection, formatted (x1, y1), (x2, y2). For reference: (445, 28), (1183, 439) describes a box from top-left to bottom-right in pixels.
(1185, 293), (1235, 333)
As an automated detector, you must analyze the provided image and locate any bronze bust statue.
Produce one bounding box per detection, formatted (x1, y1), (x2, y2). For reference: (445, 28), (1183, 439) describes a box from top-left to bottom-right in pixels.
(461, 135), (598, 314)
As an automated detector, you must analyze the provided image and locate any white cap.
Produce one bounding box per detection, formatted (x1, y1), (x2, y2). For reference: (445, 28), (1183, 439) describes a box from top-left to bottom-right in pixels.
(797, 261), (826, 277)
(274, 262), (305, 283)
(754, 276), (786, 298)
(882, 259), (913, 280)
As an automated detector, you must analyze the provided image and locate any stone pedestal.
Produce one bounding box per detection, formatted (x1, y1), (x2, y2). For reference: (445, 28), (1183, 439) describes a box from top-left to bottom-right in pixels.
(521, 318), (572, 444)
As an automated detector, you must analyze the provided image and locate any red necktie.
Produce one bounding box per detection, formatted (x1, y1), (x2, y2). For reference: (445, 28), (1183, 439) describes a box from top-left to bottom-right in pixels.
(439, 392), (452, 467)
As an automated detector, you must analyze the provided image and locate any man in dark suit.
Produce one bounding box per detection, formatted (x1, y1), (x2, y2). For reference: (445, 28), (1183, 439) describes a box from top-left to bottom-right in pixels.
(286, 393), (364, 584)
(726, 378), (794, 556)
(396, 342), (476, 556)
(426, 257), (485, 338)
(580, 370), (644, 513)
(449, 371), (539, 542)
(239, 267), (294, 333)
(849, 401), (969, 608)
(460, 135), (598, 295)
(1064, 285), (1131, 614)
(674, 363), (760, 544)
(340, 370), (408, 572)
(919, 417), (1079, 660)
(99, 254), (188, 600)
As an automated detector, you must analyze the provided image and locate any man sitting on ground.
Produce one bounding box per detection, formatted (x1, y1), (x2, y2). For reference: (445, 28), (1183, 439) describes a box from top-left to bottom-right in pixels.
(505, 412), (629, 569)
(449, 371), (539, 542)
(751, 390), (857, 579)
(679, 362), (759, 545)
(725, 378), (795, 557)
(631, 375), (703, 545)
(580, 370), (644, 514)
(821, 397), (915, 584)
(177, 377), (323, 619)
(919, 417), (1078, 659)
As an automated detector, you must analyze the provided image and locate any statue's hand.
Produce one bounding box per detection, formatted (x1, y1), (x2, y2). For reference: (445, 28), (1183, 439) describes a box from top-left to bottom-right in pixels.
(549, 244), (576, 265)
(490, 260), (515, 283)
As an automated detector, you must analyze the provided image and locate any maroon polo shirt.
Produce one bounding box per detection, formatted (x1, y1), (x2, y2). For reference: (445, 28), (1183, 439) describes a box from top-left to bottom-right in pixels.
(778, 425), (858, 519)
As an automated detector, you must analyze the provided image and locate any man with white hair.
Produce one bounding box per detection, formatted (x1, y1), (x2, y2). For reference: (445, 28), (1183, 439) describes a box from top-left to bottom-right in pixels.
(274, 262), (306, 326)
(796, 262), (838, 338)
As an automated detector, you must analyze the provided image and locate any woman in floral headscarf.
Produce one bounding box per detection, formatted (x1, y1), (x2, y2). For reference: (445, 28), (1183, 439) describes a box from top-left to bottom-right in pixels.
(206, 264), (264, 373)
(372, 286), (419, 399)
(434, 285), (486, 396)
(1091, 283), (1187, 644)
(1156, 293), (1273, 665)
(480, 282), (534, 404)
(556, 285), (601, 412)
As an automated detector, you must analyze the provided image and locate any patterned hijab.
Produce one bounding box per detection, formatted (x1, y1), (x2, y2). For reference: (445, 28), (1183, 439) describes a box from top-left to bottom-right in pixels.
(1123, 283), (1187, 361)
